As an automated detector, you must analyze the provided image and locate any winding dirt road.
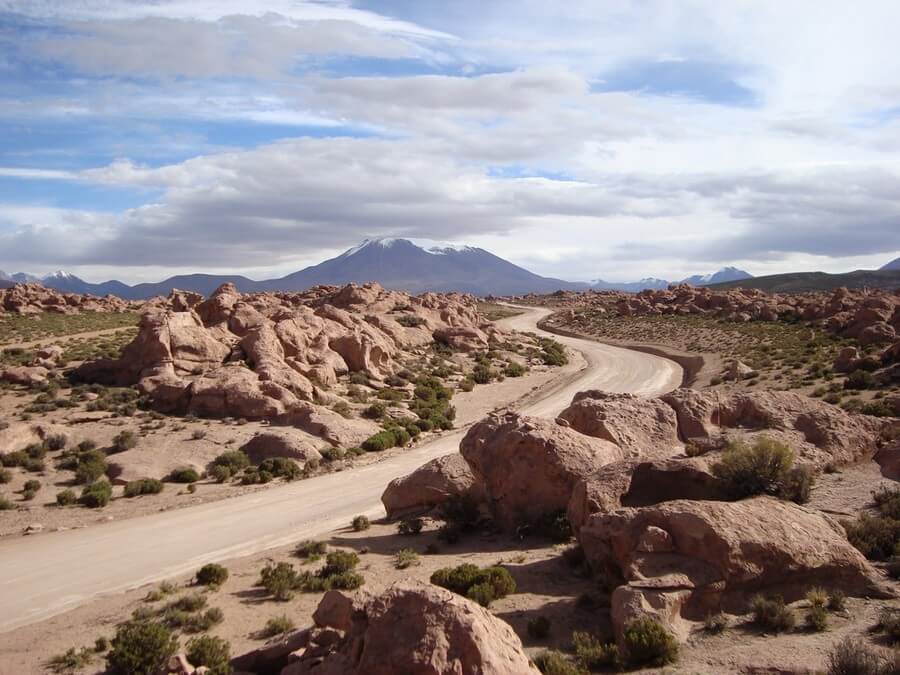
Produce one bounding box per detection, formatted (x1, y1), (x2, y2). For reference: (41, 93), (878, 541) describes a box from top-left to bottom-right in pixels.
(0, 306), (681, 633)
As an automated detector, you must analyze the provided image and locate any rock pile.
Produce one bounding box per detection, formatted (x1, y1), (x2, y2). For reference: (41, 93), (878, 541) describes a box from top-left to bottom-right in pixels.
(0, 283), (141, 315)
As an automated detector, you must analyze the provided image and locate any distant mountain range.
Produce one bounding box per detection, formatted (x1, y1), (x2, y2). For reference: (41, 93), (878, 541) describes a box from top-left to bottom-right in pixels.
(882, 257), (900, 271)
(0, 239), (588, 299)
(708, 268), (900, 293)
(591, 266), (753, 292)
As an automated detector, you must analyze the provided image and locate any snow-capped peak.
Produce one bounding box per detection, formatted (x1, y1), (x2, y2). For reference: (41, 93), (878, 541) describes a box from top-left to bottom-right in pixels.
(339, 238), (408, 258)
(427, 243), (477, 255)
(43, 270), (77, 280)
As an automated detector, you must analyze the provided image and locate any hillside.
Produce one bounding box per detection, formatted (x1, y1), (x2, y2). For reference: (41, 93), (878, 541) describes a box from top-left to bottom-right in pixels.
(708, 268), (900, 292)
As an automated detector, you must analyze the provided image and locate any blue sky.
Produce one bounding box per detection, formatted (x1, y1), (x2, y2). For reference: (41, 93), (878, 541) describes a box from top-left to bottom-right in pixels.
(0, 0), (899, 283)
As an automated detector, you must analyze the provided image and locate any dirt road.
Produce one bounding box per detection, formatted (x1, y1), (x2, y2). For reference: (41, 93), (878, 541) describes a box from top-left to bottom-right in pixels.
(0, 305), (681, 633)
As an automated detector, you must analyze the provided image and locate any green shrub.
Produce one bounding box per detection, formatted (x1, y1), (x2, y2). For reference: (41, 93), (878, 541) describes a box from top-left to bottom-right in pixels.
(259, 562), (300, 601)
(362, 430), (397, 452)
(168, 593), (207, 613)
(123, 478), (164, 497)
(168, 467), (200, 483)
(712, 437), (800, 500)
(750, 595), (796, 633)
(112, 430), (138, 453)
(533, 650), (587, 675)
(622, 617), (679, 667)
(806, 604), (828, 632)
(826, 637), (887, 675)
(22, 488), (37, 500)
(23, 478), (41, 492)
(210, 465), (232, 483)
(0, 495), (14, 510)
(352, 514), (371, 531)
(465, 581), (495, 607)
(398, 516), (424, 535)
(25, 442), (47, 459)
(395, 548), (420, 570)
(321, 550), (359, 576)
(504, 362), (527, 377)
(779, 465), (815, 503)
(56, 488), (77, 506)
(261, 614), (295, 638)
(296, 539), (327, 560)
(843, 512), (900, 560)
(362, 402), (387, 419)
(527, 616), (552, 640)
(185, 636), (231, 675)
(430, 564), (515, 606)
(539, 338), (568, 366)
(106, 620), (178, 675)
(704, 612), (728, 634)
(320, 446), (345, 462)
(472, 363), (495, 384)
(828, 590), (847, 612)
(74, 449), (108, 484)
(257, 457), (302, 480)
(80, 480), (112, 508)
(458, 378), (475, 392)
(572, 631), (619, 669)
(211, 450), (250, 474)
(845, 370), (875, 390)
(195, 563), (229, 587)
(46, 433), (68, 451)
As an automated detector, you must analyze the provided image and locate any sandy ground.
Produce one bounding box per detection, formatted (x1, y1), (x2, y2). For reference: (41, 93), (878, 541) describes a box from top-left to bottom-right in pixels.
(0, 305), (682, 636)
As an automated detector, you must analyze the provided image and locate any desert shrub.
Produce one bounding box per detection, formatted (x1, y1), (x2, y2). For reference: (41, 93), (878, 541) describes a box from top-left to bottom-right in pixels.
(572, 631), (619, 669)
(750, 594), (795, 632)
(352, 514), (371, 531)
(704, 612), (728, 634)
(185, 636), (231, 675)
(806, 587), (828, 608)
(74, 449), (108, 484)
(873, 486), (900, 519)
(22, 487), (36, 500)
(712, 437), (803, 500)
(123, 478), (164, 497)
(398, 516), (424, 535)
(395, 548), (420, 569)
(211, 450), (249, 474)
(622, 617), (679, 667)
(843, 512), (900, 560)
(95, 636), (109, 652)
(806, 604), (828, 632)
(196, 563), (229, 587)
(458, 378), (475, 392)
(167, 607), (224, 633)
(258, 457), (302, 480)
(191, 429), (207, 441)
(396, 314), (426, 328)
(826, 637), (886, 675)
(0, 495), (14, 510)
(47, 647), (94, 673)
(80, 480), (112, 508)
(862, 401), (895, 417)
(112, 430), (138, 453)
(376, 387), (407, 402)
(362, 402), (387, 419)
(106, 620), (178, 675)
(320, 446), (345, 462)
(46, 433), (68, 451)
(261, 614), (296, 638)
(539, 338), (568, 366)
(504, 361), (527, 377)
(829, 590), (847, 612)
(779, 465), (815, 503)
(472, 363), (495, 384)
(24, 478), (41, 492)
(169, 593), (207, 613)
(533, 650), (586, 675)
(0, 450), (26, 467)
(210, 465), (232, 483)
(362, 430), (397, 452)
(168, 467), (200, 483)
(321, 550), (359, 575)
(25, 442), (48, 460)
(845, 370), (875, 390)
(877, 608), (900, 643)
(56, 488), (77, 506)
(0, 468), (10, 484)
(527, 616), (552, 640)
(296, 539), (327, 560)
(24, 457), (45, 472)
(430, 564), (515, 606)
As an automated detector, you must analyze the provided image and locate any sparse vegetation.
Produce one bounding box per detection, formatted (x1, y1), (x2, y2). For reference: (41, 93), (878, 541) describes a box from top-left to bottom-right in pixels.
(46, 646), (95, 674)
(750, 594), (795, 633)
(430, 563), (515, 607)
(704, 612), (728, 634)
(123, 478), (164, 497)
(622, 617), (679, 667)
(167, 467), (200, 483)
(395, 548), (420, 569)
(351, 514), (371, 531)
(258, 550), (363, 601)
(185, 636), (231, 675)
(195, 563), (229, 587)
(533, 650), (587, 675)
(106, 619), (178, 675)
(572, 630), (619, 669)
(261, 614), (296, 639)
(712, 437), (814, 502)
(826, 637), (889, 675)
(79, 480), (112, 508)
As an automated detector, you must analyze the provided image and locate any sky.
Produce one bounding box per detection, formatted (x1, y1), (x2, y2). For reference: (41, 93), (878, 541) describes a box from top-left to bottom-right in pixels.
(1, 0), (899, 284)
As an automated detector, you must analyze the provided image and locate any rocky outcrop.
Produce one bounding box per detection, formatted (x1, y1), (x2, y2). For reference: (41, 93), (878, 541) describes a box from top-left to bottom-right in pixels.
(460, 411), (624, 529)
(239, 431), (323, 465)
(0, 282), (141, 315)
(557, 391), (682, 460)
(381, 453), (485, 518)
(281, 581), (539, 675)
(580, 497), (894, 646)
(74, 282), (498, 443)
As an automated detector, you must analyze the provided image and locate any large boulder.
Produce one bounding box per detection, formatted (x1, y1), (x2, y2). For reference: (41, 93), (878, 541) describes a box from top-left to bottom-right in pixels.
(557, 391), (682, 460)
(282, 581), (539, 675)
(381, 453), (485, 518)
(460, 411), (623, 530)
(580, 497), (893, 645)
(240, 431), (323, 464)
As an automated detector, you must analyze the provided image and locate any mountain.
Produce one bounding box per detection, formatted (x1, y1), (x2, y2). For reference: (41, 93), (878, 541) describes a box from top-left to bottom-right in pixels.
(1, 239), (587, 299)
(882, 257), (900, 271)
(591, 267), (753, 292)
(707, 269), (900, 293)
(258, 238), (588, 296)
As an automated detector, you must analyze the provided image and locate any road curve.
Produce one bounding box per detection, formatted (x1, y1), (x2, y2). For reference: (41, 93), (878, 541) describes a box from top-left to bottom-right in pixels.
(0, 305), (681, 633)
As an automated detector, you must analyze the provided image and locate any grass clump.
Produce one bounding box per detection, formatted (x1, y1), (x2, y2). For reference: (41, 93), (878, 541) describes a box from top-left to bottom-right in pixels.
(806, 604), (828, 632)
(351, 514), (371, 531)
(394, 548), (420, 570)
(828, 590), (847, 612)
(261, 614), (296, 639)
(704, 612), (728, 634)
(295, 539), (327, 561)
(826, 637), (890, 675)
(712, 437), (814, 502)
(56, 488), (77, 506)
(185, 636), (232, 675)
(111, 430), (138, 453)
(106, 620), (178, 675)
(46, 646), (94, 673)
(572, 631), (619, 669)
(195, 563), (229, 587)
(398, 516), (424, 535)
(622, 617), (678, 667)
(430, 563), (515, 607)
(123, 478), (163, 497)
(533, 650), (587, 675)
(750, 594), (795, 633)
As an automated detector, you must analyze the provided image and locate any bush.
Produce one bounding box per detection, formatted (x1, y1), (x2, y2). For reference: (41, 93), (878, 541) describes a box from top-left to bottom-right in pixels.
(210, 465), (232, 483)
(750, 594), (796, 633)
(112, 430), (138, 453)
(296, 539), (327, 560)
(398, 516), (424, 536)
(806, 587), (828, 609)
(806, 604), (828, 632)
(46, 433), (68, 451)
(80, 480), (112, 508)
(504, 361), (527, 377)
(211, 450), (250, 474)
(472, 363), (495, 384)
(124, 478), (164, 497)
(47, 647), (94, 673)
(826, 637), (887, 675)
(530, 510), (573, 542)
(259, 562), (300, 601)
(780, 465), (815, 504)
(168, 467), (200, 483)
(362, 402), (387, 420)
(24, 478), (41, 493)
(196, 563), (229, 587)
(191, 429), (207, 441)
(572, 631), (619, 669)
(362, 430), (397, 452)
(845, 370), (875, 390)
(320, 446), (345, 462)
(712, 437), (802, 500)
(106, 620), (178, 675)
(261, 614), (295, 638)
(704, 612), (728, 634)
(56, 488), (77, 506)
(352, 514), (371, 531)
(622, 617), (678, 667)
(430, 564), (515, 606)
(322, 550), (360, 576)
(169, 592), (207, 613)
(0, 495), (14, 510)
(395, 548), (420, 570)
(533, 650), (587, 675)
(877, 608), (900, 643)
(527, 616), (552, 640)
(185, 636), (231, 675)
(843, 512), (900, 560)
(540, 338), (568, 366)
(0, 468), (10, 483)
(829, 590), (847, 612)
(74, 449), (108, 484)
(258, 457), (302, 480)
